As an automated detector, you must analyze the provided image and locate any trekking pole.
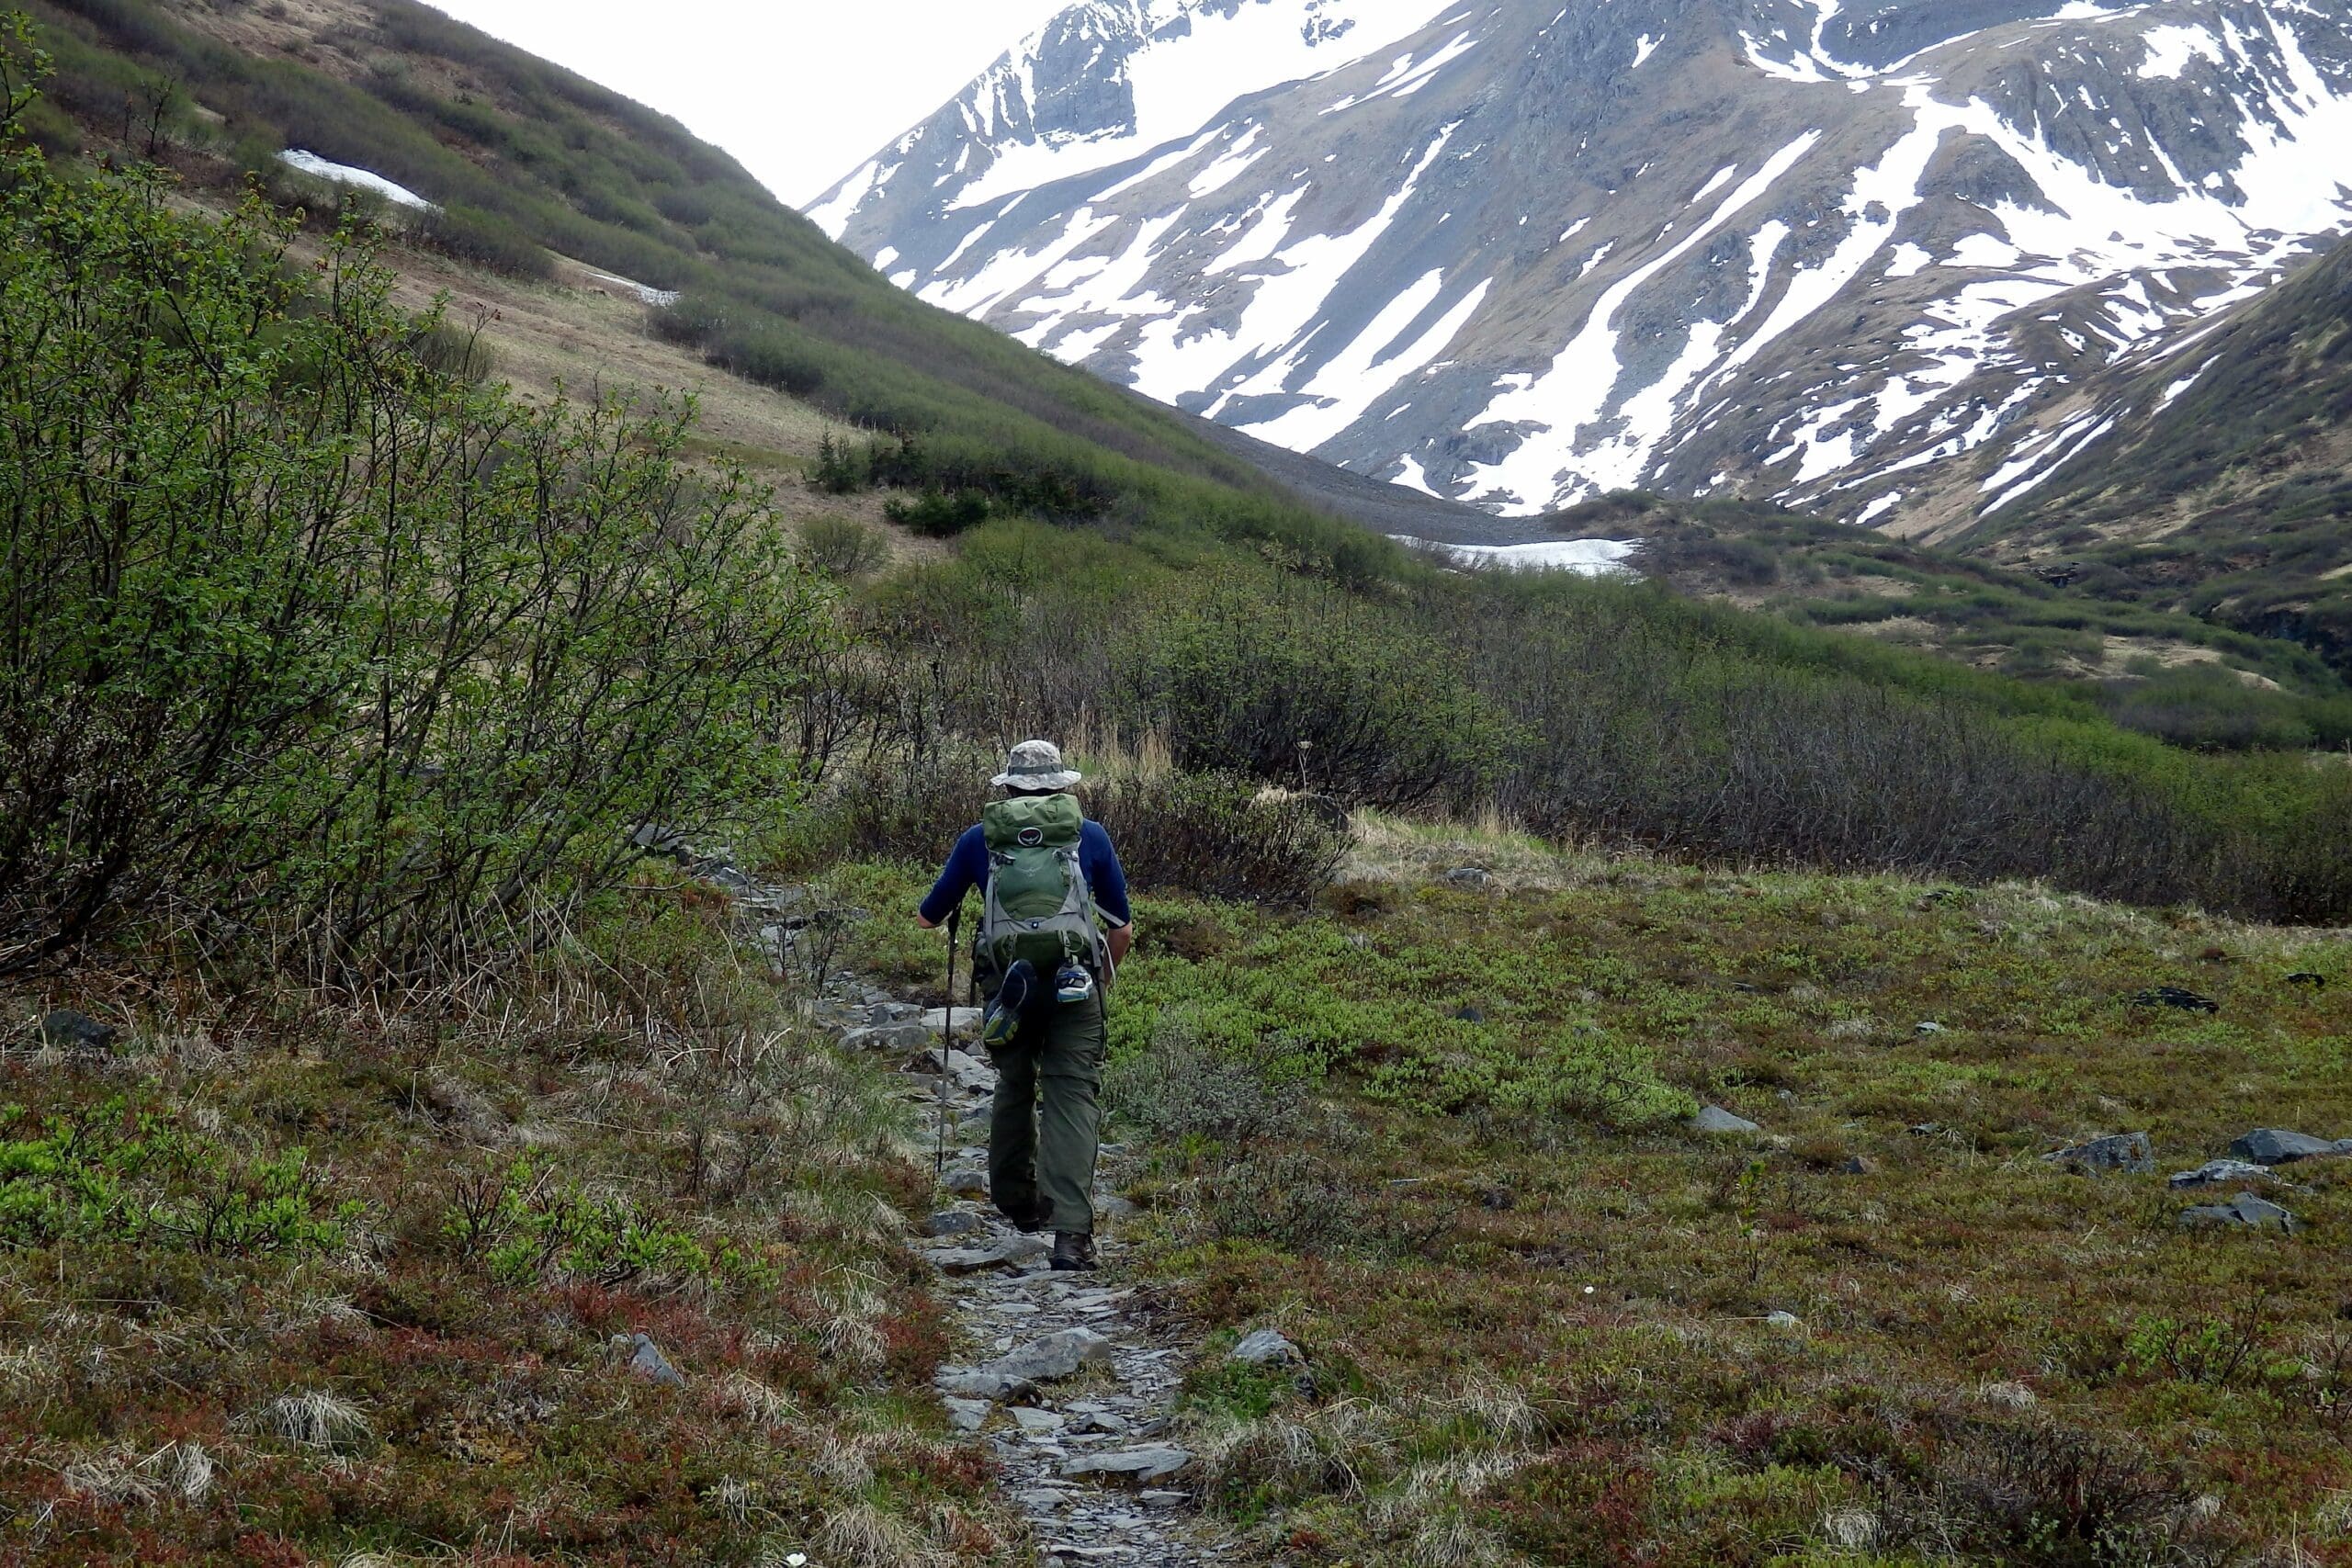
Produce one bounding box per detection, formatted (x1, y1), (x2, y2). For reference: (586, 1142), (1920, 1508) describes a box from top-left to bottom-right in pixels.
(934, 907), (961, 1181)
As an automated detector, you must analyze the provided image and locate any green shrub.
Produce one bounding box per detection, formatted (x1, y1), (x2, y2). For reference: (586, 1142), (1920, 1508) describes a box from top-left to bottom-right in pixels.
(797, 514), (889, 579)
(885, 486), (992, 537)
(1087, 773), (1348, 904)
(0, 151), (830, 979)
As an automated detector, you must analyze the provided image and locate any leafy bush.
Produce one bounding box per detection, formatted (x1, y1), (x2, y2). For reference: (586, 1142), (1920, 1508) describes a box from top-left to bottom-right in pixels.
(0, 151), (830, 979)
(409, 201), (553, 279)
(797, 514), (889, 580)
(885, 486), (992, 537)
(0, 1099), (358, 1255)
(1087, 773), (1348, 904)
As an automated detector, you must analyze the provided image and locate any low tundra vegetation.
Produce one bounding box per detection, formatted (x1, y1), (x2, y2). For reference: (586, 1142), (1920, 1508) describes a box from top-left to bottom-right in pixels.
(1064, 830), (2352, 1566)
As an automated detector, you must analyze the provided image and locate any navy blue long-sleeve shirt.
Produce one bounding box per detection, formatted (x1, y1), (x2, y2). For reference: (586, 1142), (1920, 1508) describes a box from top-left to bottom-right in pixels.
(919, 818), (1132, 929)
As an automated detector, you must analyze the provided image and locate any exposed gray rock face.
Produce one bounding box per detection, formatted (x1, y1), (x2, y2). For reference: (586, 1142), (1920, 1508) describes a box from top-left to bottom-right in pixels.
(2178, 1191), (2299, 1232)
(2041, 1133), (2154, 1174)
(2230, 1129), (2350, 1166)
(812, 0), (2352, 534)
(1691, 1105), (1762, 1135)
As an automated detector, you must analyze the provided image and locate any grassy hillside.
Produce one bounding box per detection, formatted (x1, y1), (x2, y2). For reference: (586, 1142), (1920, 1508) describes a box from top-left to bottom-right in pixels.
(1547, 495), (2352, 753)
(19, 0), (1394, 577)
(1968, 233), (2352, 680)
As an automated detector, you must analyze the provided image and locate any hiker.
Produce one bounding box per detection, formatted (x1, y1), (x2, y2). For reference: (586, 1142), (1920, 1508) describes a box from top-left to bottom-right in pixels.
(917, 740), (1134, 1272)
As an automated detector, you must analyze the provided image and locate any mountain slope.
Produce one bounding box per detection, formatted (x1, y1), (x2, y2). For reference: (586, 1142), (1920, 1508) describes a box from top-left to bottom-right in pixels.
(815, 0), (2352, 526)
(1957, 229), (2352, 670)
(22, 0), (1433, 578)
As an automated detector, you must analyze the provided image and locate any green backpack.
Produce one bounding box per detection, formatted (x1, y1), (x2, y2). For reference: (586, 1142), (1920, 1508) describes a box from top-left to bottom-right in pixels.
(978, 794), (1106, 979)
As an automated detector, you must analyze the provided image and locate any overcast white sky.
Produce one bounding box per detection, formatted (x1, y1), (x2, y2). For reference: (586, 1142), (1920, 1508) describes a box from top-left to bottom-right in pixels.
(424, 1), (1069, 206)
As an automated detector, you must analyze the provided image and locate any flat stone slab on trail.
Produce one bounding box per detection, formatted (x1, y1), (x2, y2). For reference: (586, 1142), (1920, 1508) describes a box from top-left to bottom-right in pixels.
(928, 1235), (1050, 1275)
(987, 1327), (1114, 1383)
(1066, 1447), (1195, 1484)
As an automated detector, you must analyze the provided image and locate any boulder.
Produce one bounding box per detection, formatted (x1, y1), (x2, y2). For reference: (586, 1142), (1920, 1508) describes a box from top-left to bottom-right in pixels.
(2229, 1128), (2347, 1166)
(940, 1165), (991, 1201)
(1065, 1447), (1194, 1484)
(2167, 1160), (2272, 1190)
(983, 1327), (1113, 1384)
(1442, 867), (1493, 889)
(1230, 1328), (1299, 1366)
(842, 1021), (935, 1053)
(1691, 1105), (1761, 1135)
(2179, 1191), (2299, 1233)
(928, 1235), (1049, 1275)
(943, 1396), (990, 1432)
(36, 1009), (115, 1053)
(2041, 1133), (2154, 1175)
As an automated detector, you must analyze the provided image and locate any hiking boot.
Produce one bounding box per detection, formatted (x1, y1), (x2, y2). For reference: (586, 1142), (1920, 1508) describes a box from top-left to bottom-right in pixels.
(1054, 960), (1095, 1005)
(980, 960), (1036, 1050)
(1050, 1231), (1098, 1272)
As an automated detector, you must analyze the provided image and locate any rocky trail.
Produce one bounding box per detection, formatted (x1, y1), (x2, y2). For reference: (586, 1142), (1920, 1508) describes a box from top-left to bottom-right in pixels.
(691, 840), (1227, 1565)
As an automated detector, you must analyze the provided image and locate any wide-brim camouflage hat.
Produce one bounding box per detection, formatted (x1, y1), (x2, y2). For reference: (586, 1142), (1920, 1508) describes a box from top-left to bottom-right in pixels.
(990, 739), (1083, 790)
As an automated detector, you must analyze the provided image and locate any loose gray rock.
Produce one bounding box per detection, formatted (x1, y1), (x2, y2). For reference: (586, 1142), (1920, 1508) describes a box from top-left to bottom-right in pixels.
(943, 1396), (990, 1432)
(929, 1235), (1049, 1275)
(1012, 1406), (1068, 1435)
(842, 1021), (936, 1053)
(937, 1367), (1035, 1401)
(1230, 1328), (1299, 1366)
(2041, 1133), (2154, 1174)
(1442, 866), (1493, 889)
(627, 1332), (684, 1386)
(2229, 1128), (2346, 1166)
(1065, 1447), (1194, 1484)
(1914, 1021), (1948, 1037)
(940, 1166), (991, 1201)
(628, 822), (693, 860)
(1691, 1105), (1761, 1135)
(925, 1006), (982, 1035)
(2180, 1191), (2299, 1233)
(2168, 1160), (2273, 1190)
(36, 1009), (115, 1053)
(1095, 1193), (1141, 1223)
(924, 1210), (987, 1238)
(985, 1327), (1114, 1383)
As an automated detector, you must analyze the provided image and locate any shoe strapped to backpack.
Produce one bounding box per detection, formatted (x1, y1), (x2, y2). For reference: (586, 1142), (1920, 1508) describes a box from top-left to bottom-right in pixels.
(980, 959), (1035, 1050)
(1054, 960), (1095, 1005)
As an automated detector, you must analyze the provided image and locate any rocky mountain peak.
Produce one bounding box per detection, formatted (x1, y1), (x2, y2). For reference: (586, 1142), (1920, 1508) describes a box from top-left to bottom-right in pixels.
(811, 0), (2352, 529)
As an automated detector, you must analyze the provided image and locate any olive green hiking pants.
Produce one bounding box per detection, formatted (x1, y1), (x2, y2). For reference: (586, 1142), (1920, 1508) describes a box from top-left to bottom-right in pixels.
(985, 988), (1106, 1235)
